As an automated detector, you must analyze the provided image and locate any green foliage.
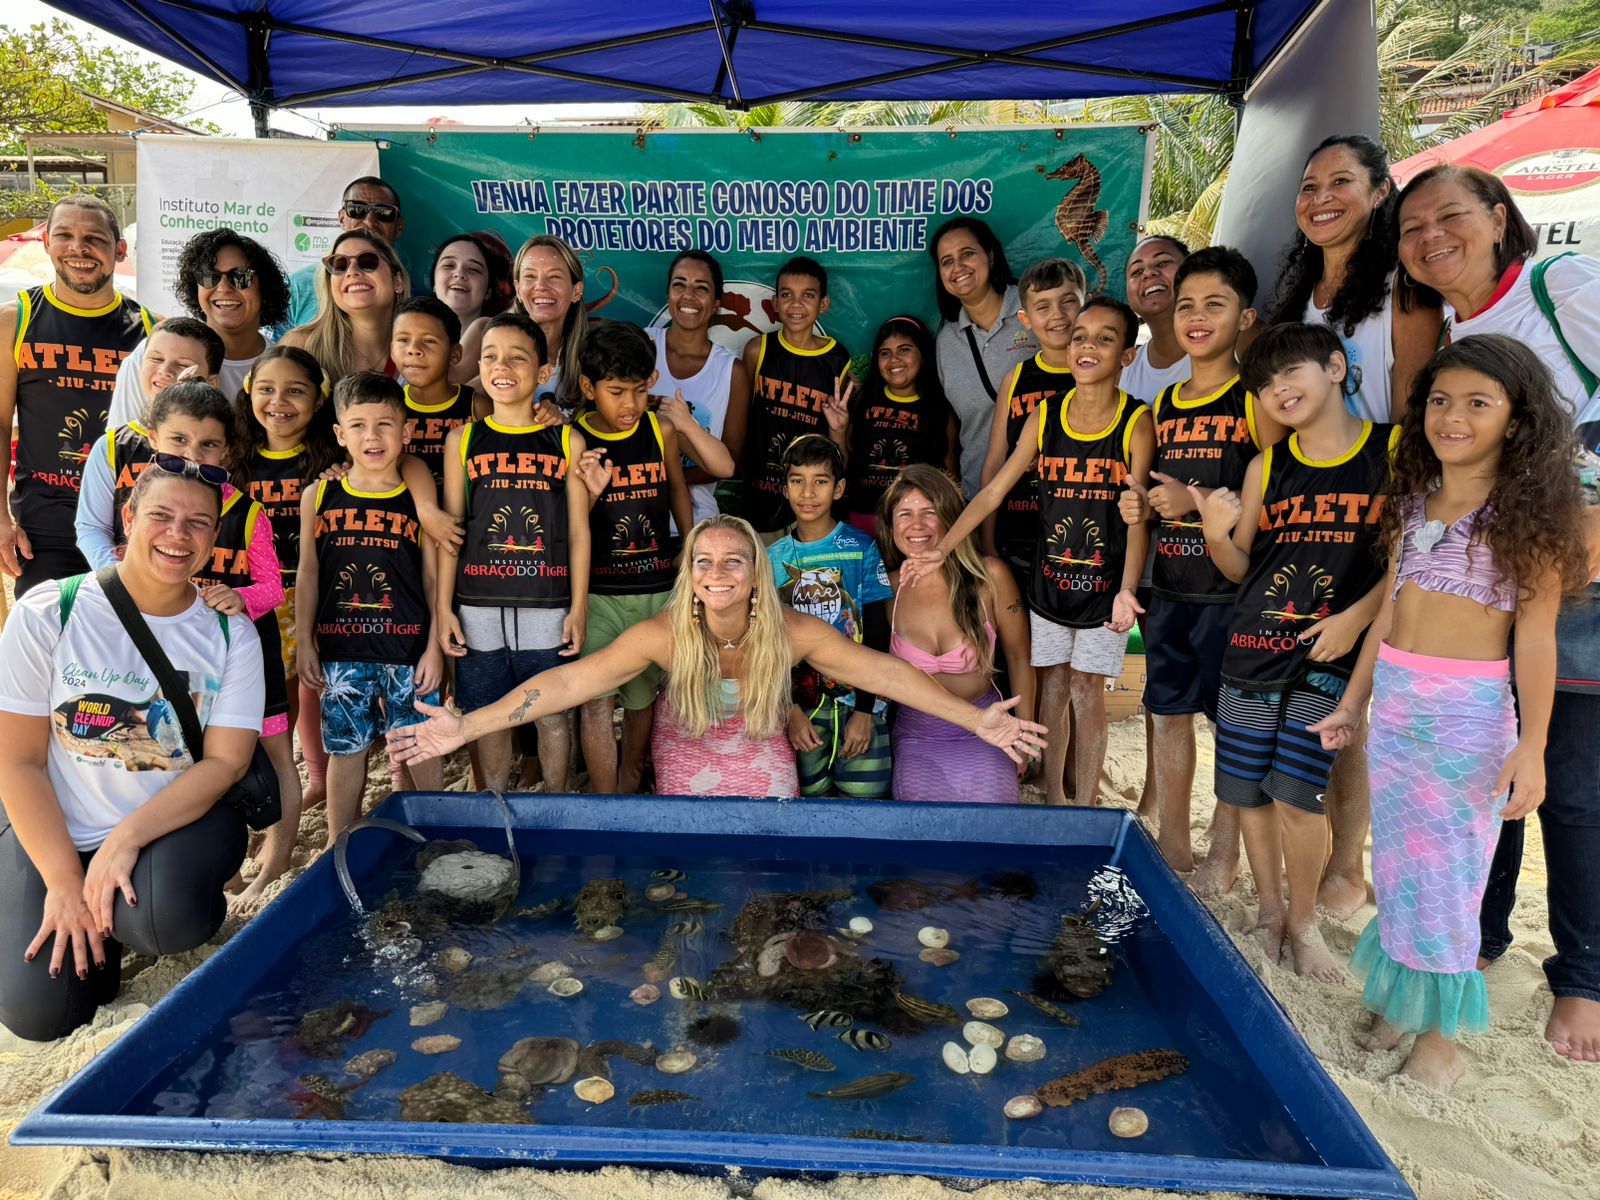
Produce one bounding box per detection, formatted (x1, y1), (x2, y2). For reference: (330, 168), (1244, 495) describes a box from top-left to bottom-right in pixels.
(0, 19), (218, 152)
(639, 99), (1047, 129)
(1422, 1), (1539, 57)
(1534, 0), (1600, 50)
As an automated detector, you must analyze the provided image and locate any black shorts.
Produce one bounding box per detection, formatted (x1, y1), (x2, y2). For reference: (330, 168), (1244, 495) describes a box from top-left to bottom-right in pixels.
(1142, 595), (1231, 720)
(253, 613), (289, 722)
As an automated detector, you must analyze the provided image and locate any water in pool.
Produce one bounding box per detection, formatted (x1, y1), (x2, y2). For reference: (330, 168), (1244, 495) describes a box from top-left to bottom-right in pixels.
(132, 826), (1317, 1164)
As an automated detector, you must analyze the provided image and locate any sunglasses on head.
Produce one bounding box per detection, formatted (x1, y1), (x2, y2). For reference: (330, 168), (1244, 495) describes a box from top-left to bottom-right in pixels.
(342, 200), (400, 223)
(323, 251), (386, 276)
(151, 453), (230, 486)
(196, 265), (257, 290)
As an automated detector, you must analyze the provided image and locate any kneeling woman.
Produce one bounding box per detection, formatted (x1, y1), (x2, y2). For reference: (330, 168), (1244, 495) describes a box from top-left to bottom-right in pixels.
(391, 514), (1045, 794)
(0, 463), (265, 1041)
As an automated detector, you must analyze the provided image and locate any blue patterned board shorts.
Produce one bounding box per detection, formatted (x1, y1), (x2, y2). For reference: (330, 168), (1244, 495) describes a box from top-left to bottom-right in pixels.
(320, 660), (442, 755)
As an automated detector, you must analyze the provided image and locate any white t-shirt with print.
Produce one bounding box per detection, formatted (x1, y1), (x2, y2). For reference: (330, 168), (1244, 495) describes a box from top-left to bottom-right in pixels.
(0, 576), (264, 850)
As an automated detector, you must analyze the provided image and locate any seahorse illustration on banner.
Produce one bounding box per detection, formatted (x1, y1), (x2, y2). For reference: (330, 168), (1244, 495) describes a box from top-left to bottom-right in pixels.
(1040, 155), (1110, 292)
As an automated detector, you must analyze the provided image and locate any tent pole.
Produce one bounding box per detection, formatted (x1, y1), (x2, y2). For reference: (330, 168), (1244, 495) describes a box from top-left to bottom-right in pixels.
(245, 17), (275, 139)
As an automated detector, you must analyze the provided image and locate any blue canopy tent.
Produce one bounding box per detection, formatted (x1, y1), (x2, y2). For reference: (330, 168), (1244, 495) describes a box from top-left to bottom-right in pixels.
(53, 1), (1328, 126)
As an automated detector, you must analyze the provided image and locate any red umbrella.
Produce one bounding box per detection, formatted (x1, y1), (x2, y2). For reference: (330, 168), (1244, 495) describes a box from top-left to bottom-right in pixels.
(1394, 67), (1600, 261)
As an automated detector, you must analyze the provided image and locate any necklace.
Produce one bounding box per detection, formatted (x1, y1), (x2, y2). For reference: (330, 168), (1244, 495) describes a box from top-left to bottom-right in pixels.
(709, 621), (754, 653)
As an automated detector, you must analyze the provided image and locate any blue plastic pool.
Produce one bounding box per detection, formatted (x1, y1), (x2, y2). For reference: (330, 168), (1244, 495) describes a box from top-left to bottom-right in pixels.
(13, 794), (1412, 1199)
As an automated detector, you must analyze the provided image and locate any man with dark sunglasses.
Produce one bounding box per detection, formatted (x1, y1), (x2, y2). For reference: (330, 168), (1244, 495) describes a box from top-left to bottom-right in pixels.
(286, 177), (411, 328)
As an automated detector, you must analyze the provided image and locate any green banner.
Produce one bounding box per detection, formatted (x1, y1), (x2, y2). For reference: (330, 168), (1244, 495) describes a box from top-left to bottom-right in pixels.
(347, 125), (1149, 357)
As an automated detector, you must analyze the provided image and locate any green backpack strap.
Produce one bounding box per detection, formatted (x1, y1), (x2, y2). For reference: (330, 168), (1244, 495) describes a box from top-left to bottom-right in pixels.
(1530, 253), (1600, 398)
(57, 573), (87, 628)
(58, 568), (230, 643)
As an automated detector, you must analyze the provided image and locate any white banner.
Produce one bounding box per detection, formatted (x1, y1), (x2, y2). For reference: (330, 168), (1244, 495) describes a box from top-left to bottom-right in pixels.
(135, 135), (380, 314)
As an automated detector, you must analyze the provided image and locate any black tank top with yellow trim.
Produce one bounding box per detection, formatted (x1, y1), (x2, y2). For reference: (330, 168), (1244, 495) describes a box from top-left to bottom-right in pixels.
(312, 478), (428, 663)
(12, 285), (151, 543)
(745, 332), (852, 532)
(404, 383), (476, 487)
(191, 488), (264, 593)
(1150, 376), (1261, 603)
(1222, 422), (1396, 689)
(457, 418), (572, 608)
(1030, 389), (1149, 628)
(578, 411), (674, 596)
(107, 421), (154, 546)
(246, 445), (307, 589)
(847, 389), (953, 518)
(995, 354), (1074, 571)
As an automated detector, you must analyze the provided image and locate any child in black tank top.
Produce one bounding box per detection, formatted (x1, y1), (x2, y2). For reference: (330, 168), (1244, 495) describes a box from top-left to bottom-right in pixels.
(901, 299), (1154, 808)
(1194, 323), (1391, 983)
(740, 257), (853, 535)
(393, 297), (480, 488)
(438, 313), (591, 795)
(572, 323), (734, 793)
(298, 373), (445, 842)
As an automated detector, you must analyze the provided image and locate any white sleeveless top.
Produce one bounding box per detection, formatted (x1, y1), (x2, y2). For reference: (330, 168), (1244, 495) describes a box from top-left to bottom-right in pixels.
(1305, 274), (1395, 423)
(1121, 343), (1190, 407)
(648, 326), (736, 526)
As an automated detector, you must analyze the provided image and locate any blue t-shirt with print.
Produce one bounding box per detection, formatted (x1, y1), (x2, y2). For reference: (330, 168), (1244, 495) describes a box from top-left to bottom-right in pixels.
(769, 522), (893, 712)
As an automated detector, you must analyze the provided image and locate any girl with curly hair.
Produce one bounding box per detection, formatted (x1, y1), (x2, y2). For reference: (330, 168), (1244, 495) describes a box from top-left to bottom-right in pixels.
(108, 227), (291, 427)
(1311, 334), (1589, 1090)
(1267, 135), (1442, 423)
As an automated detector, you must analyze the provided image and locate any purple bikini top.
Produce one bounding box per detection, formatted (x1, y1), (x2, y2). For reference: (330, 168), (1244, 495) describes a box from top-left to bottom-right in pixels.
(1391, 494), (1518, 613)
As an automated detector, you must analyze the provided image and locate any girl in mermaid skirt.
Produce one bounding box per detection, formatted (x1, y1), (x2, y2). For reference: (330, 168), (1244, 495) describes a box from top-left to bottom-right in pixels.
(1312, 334), (1588, 1089)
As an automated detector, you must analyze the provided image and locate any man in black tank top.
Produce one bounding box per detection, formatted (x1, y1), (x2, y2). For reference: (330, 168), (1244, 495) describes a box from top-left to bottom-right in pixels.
(0, 197), (151, 596)
(1194, 324), (1391, 983)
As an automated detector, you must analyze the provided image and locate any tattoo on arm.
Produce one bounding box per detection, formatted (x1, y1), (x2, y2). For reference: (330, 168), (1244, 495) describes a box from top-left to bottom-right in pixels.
(508, 687), (542, 722)
(1007, 600), (1022, 613)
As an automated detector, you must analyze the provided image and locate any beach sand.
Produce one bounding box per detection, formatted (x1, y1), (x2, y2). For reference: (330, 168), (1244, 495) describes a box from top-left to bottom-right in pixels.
(1, 718), (1595, 1200)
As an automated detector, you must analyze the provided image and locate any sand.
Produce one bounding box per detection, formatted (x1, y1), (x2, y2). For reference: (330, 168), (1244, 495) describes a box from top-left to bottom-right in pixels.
(2, 720), (1596, 1200)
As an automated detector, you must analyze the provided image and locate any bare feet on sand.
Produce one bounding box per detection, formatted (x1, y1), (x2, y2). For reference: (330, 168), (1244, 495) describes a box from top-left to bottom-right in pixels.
(1315, 869), (1367, 921)
(1189, 852), (1238, 897)
(302, 780), (327, 811)
(1253, 905), (1287, 966)
(1355, 1013), (1405, 1052)
(223, 871), (246, 895)
(233, 875), (276, 912)
(1156, 833), (1195, 876)
(1403, 1031), (1466, 1090)
(1287, 922), (1344, 983)
(1546, 996), (1600, 1063)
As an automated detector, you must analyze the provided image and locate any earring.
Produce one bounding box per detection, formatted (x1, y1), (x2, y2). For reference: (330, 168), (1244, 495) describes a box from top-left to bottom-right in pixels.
(748, 591), (758, 620)
(692, 597), (703, 624)
(1399, 267), (1414, 289)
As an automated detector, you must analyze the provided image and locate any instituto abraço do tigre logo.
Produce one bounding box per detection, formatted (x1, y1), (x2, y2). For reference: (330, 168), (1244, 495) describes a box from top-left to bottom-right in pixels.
(487, 505), (546, 556)
(610, 513), (660, 557)
(334, 562), (395, 613)
(1260, 563), (1335, 626)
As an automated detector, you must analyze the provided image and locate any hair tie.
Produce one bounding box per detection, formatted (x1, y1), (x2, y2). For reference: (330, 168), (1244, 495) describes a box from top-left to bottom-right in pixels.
(242, 371), (252, 391)
(892, 315), (925, 330)
(319, 374), (331, 399)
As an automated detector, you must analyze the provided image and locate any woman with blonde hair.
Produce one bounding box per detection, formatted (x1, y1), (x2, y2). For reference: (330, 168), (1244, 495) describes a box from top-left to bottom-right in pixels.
(460, 234), (589, 414)
(280, 230), (408, 384)
(879, 465), (1035, 804)
(389, 514), (1046, 797)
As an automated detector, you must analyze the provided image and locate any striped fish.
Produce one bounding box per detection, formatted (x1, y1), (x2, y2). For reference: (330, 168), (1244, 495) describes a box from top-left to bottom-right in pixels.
(839, 1029), (891, 1052)
(662, 898), (723, 913)
(1005, 989), (1080, 1026)
(651, 869), (687, 882)
(809, 1071), (915, 1100)
(669, 976), (707, 1001)
(665, 919), (704, 938)
(766, 1047), (837, 1072)
(893, 991), (962, 1025)
(801, 1009), (853, 1030)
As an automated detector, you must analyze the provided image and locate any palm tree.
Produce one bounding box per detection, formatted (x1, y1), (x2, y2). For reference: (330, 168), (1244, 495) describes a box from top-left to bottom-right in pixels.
(638, 100), (1048, 129)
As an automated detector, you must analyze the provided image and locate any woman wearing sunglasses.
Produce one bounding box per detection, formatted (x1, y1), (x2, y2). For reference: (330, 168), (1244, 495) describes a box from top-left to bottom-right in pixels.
(280, 230), (409, 386)
(108, 227), (290, 427)
(0, 459), (266, 1041)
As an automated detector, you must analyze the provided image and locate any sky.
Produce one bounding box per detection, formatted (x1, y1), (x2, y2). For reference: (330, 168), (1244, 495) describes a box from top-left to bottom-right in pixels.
(15, 0), (638, 137)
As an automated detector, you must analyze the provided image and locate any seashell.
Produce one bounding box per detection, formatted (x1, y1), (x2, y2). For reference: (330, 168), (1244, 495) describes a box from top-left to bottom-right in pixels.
(630, 984), (661, 1005)
(785, 931), (837, 971)
(757, 938), (789, 978)
(656, 1047), (697, 1074)
(411, 1034), (461, 1055)
(968, 1044), (997, 1074)
(963, 1021), (1005, 1048)
(919, 947), (960, 966)
(645, 882), (676, 902)
(1004, 1034), (1046, 1063)
(918, 926), (950, 949)
(966, 997), (1009, 1020)
(409, 1001), (448, 1027)
(941, 1041), (971, 1074)
(548, 976), (584, 997)
(1004, 1095), (1044, 1119)
(590, 925), (624, 942)
(574, 1076), (615, 1104)
(1109, 1106), (1149, 1138)
(848, 917), (874, 935)
(437, 946), (472, 974)
(528, 961), (573, 984)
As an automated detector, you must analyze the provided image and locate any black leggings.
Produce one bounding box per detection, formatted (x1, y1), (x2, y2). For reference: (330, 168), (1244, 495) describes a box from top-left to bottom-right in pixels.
(0, 802), (246, 1041)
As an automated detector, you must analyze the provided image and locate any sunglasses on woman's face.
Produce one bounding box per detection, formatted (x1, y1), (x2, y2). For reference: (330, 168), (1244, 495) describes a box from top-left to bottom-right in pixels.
(196, 266), (257, 290)
(342, 200), (400, 223)
(323, 251), (386, 276)
(151, 453), (230, 486)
